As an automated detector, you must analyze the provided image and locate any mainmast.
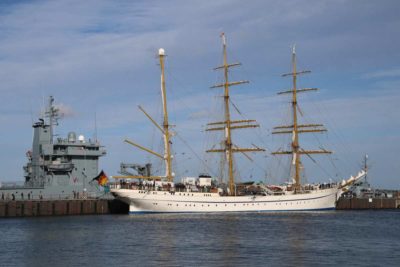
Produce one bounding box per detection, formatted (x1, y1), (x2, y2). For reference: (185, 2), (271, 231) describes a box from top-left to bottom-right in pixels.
(115, 48), (174, 182)
(272, 46), (331, 192)
(207, 33), (264, 195)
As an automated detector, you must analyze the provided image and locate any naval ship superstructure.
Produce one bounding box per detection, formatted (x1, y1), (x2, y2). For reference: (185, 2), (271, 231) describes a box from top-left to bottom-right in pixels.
(0, 96), (106, 200)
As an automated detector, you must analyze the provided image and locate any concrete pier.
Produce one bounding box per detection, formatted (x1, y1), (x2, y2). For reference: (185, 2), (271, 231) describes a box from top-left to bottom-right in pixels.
(0, 199), (128, 217)
(336, 197), (400, 210)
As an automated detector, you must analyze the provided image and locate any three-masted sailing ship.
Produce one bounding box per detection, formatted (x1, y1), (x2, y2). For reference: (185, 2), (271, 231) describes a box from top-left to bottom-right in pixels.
(110, 35), (365, 213)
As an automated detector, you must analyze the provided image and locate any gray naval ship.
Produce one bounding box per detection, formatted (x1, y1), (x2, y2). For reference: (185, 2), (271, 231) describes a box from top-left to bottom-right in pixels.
(0, 96), (107, 201)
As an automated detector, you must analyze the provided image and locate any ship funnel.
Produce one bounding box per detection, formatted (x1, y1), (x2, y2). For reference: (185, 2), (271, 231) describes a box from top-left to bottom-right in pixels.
(68, 132), (77, 143)
(159, 48), (165, 56)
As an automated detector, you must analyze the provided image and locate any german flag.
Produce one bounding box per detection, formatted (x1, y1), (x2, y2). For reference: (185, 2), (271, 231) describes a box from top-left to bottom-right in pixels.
(92, 170), (108, 186)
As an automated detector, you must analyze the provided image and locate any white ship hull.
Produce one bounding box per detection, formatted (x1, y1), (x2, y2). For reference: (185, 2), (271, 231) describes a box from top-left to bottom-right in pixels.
(111, 187), (340, 214)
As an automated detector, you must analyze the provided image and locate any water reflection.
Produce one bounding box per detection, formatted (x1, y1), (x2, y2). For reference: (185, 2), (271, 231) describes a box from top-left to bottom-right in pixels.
(1, 211), (399, 266)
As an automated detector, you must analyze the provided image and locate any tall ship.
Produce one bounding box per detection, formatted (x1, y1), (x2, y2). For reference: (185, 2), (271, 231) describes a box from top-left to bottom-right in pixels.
(110, 34), (365, 213)
(0, 96), (107, 200)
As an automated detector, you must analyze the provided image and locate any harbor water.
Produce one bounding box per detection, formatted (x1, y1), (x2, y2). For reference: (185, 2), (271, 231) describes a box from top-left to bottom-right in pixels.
(1, 211), (399, 266)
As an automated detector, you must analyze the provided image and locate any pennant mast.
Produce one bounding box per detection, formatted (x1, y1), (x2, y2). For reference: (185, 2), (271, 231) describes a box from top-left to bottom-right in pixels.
(207, 33), (264, 196)
(272, 46), (331, 192)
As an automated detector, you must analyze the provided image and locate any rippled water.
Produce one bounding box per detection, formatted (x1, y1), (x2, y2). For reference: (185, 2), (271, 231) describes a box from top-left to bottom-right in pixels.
(1, 211), (399, 266)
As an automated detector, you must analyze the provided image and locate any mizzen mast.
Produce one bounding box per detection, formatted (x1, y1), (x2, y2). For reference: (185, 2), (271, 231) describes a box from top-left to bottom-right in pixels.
(206, 33), (264, 195)
(272, 46), (331, 192)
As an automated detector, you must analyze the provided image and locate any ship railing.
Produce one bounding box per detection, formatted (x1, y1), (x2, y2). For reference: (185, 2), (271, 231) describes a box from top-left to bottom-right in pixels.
(0, 185), (44, 190)
(0, 191), (104, 202)
(108, 181), (216, 193)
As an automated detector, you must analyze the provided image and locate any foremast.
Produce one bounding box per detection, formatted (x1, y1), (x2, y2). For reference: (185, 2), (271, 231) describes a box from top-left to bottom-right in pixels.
(159, 48), (173, 182)
(272, 46), (331, 192)
(206, 33), (264, 196)
(115, 48), (174, 182)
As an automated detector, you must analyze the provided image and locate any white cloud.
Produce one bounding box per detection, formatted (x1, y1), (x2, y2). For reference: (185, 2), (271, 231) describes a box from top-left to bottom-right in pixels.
(362, 68), (400, 79)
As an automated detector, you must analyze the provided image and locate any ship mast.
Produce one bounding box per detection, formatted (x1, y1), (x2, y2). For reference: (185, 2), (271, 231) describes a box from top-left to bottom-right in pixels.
(45, 96), (60, 144)
(114, 48), (174, 182)
(159, 48), (173, 182)
(207, 33), (264, 195)
(272, 46), (331, 192)
(363, 154), (369, 183)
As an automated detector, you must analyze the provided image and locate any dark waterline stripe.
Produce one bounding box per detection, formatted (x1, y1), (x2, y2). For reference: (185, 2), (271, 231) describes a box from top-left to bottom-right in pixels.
(128, 207), (336, 214)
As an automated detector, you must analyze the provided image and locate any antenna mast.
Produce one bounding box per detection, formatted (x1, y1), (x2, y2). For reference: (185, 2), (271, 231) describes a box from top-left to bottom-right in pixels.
(46, 96), (59, 144)
(363, 154), (369, 182)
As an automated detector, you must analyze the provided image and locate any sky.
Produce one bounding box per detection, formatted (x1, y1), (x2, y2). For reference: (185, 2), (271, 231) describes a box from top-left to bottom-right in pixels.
(0, 0), (399, 188)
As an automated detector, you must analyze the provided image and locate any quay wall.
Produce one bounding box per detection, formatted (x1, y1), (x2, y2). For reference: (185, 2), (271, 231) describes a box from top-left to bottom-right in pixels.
(336, 197), (400, 210)
(0, 199), (128, 217)
(2, 197), (399, 216)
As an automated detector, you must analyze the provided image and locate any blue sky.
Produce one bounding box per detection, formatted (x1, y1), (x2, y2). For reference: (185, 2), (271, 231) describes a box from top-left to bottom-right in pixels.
(0, 0), (399, 188)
